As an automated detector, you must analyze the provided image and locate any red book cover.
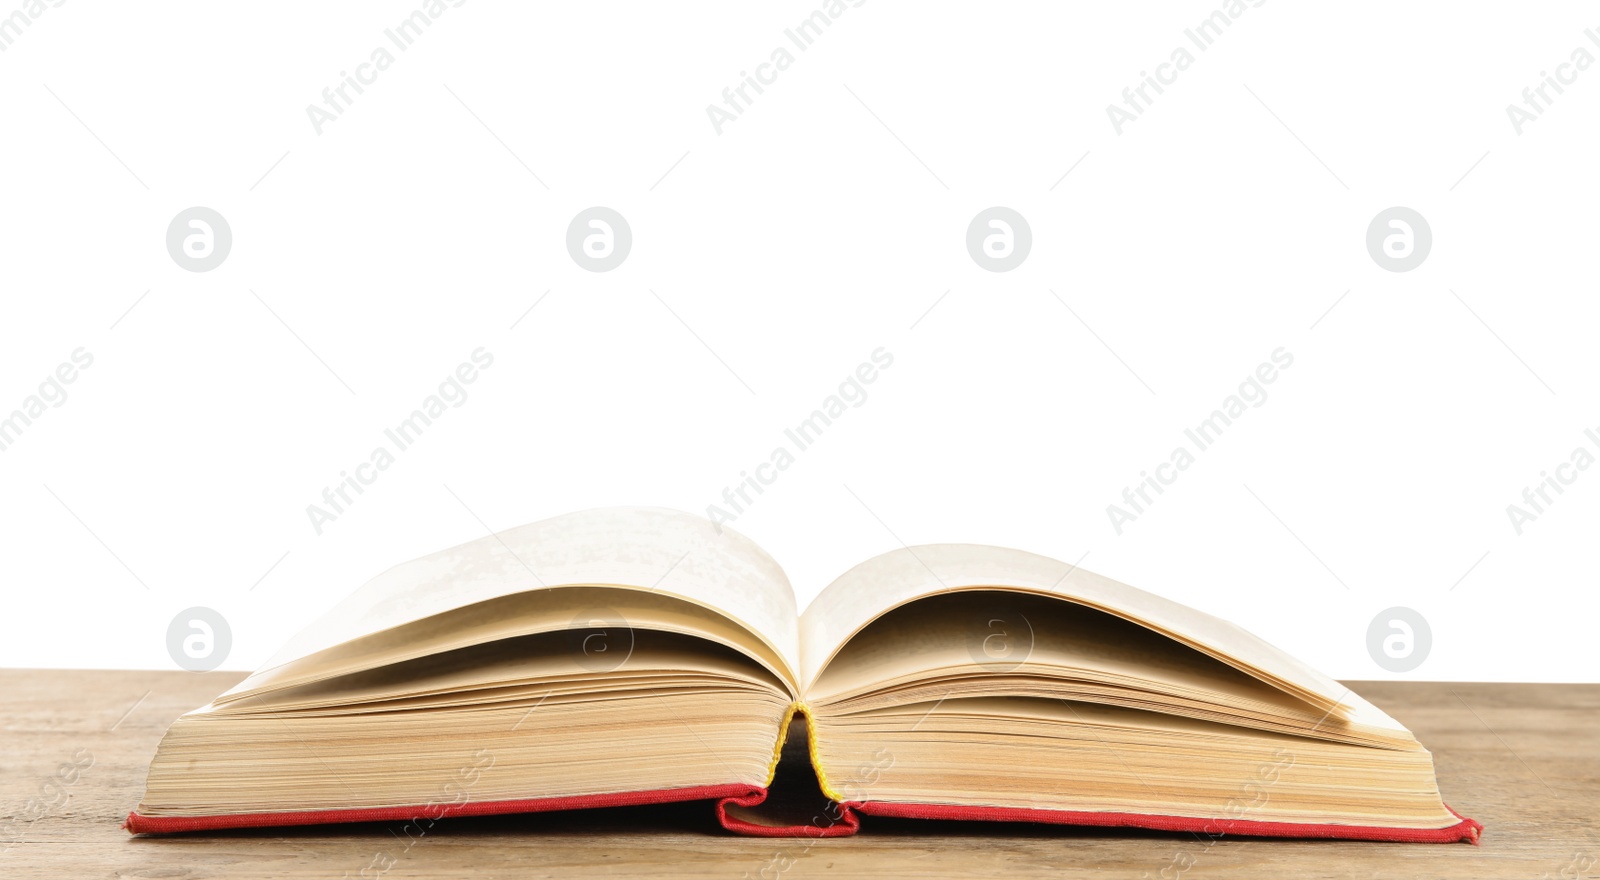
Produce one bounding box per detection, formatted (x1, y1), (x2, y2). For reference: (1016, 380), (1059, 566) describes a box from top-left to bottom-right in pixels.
(123, 784), (761, 835)
(126, 786), (1482, 843)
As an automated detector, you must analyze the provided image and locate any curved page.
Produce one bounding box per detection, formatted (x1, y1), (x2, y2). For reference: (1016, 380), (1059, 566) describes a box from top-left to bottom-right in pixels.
(244, 507), (799, 687)
(799, 544), (1399, 730)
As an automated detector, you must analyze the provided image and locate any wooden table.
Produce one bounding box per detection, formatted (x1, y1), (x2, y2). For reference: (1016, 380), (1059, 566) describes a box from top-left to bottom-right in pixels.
(0, 671), (1593, 879)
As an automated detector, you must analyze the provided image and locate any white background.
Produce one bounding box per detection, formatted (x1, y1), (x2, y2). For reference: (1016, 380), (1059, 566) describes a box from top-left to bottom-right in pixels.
(1, 1), (1596, 681)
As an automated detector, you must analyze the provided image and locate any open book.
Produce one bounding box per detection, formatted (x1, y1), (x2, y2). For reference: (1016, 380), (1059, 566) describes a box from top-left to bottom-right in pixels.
(126, 507), (1479, 842)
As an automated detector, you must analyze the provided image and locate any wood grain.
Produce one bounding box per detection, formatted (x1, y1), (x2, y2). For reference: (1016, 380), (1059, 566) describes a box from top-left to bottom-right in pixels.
(0, 670), (1593, 879)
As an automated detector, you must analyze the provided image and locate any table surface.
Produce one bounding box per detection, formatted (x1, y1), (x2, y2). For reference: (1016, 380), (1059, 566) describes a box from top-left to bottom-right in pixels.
(0, 670), (1593, 879)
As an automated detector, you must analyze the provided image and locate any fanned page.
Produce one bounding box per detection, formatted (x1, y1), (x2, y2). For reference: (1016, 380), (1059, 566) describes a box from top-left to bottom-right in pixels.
(225, 507), (802, 699)
(797, 544), (1398, 730)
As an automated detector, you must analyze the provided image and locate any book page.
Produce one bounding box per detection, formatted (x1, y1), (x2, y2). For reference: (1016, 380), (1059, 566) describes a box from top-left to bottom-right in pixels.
(259, 507), (800, 680)
(798, 544), (1397, 729)
(221, 585), (796, 702)
(215, 628), (787, 714)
